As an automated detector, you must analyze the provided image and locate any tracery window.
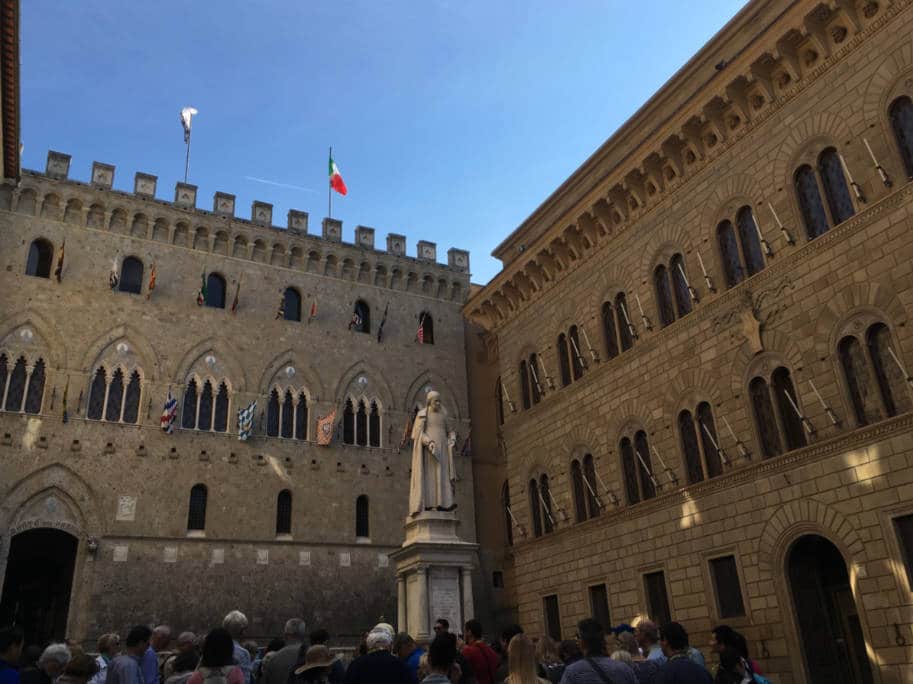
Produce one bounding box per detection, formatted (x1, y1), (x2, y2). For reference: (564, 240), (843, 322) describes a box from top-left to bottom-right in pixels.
(749, 365), (806, 458)
(818, 147), (855, 225)
(678, 402), (723, 485)
(25, 239), (53, 278)
(519, 361), (531, 410)
(527, 475), (556, 538)
(601, 302), (620, 360)
(615, 294), (634, 351)
(118, 257), (144, 295)
(342, 396), (382, 446)
(181, 377), (230, 432)
(838, 320), (911, 426)
(0, 354), (47, 414)
(266, 388), (307, 439)
(890, 96), (913, 178)
(619, 428), (656, 505)
(718, 207), (765, 290)
(557, 334), (571, 387)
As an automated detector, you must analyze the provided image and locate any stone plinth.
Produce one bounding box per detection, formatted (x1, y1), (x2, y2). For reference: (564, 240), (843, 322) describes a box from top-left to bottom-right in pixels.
(389, 511), (478, 643)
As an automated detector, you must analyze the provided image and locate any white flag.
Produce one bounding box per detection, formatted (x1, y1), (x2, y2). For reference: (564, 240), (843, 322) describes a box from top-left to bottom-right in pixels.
(180, 107), (198, 143)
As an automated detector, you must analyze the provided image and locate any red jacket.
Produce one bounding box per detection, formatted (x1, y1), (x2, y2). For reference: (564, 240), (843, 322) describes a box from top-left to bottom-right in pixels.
(461, 642), (499, 684)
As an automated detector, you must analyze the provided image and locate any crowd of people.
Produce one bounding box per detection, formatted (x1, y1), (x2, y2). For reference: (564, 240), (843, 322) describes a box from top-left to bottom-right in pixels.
(0, 613), (768, 684)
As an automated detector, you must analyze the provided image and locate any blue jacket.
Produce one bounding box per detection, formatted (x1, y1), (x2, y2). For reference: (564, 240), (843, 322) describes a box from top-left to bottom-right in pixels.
(404, 648), (425, 684)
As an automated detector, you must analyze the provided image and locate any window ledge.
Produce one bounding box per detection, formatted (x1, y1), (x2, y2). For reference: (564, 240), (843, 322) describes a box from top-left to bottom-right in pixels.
(355, 536), (371, 544)
(186, 530), (206, 538)
(275, 533), (293, 542)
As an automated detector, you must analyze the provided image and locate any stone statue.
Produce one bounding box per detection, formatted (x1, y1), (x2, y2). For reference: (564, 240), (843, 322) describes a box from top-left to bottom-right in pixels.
(409, 391), (458, 515)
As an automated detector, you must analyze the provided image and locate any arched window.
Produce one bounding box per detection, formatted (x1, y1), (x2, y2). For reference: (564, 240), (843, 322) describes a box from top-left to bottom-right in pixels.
(539, 474), (554, 534)
(771, 367), (807, 451)
(794, 165), (830, 240)
(583, 454), (600, 518)
(528, 479), (543, 538)
(679, 410), (704, 484)
(295, 392), (308, 440)
(654, 264), (675, 327)
(529, 354), (542, 404)
(281, 390), (294, 438)
(619, 437), (640, 505)
(356, 400), (368, 446)
(615, 293), (634, 351)
(571, 460), (587, 523)
(283, 287), (302, 322)
(750, 377), (781, 458)
(601, 302), (619, 360)
(187, 484), (207, 531)
(496, 379), (505, 426)
(351, 300), (370, 334)
(182, 378), (198, 429)
(25, 239), (53, 278)
(122, 371), (141, 423)
(355, 495), (369, 538)
(557, 334), (571, 387)
(4, 357), (26, 412)
(369, 401), (381, 447)
(818, 147), (855, 225)
(0, 355), (6, 406)
(276, 490), (292, 535)
(717, 220), (744, 288)
(205, 273), (226, 308)
(343, 398), (355, 444)
(735, 207), (765, 277)
(569, 326), (584, 380)
(419, 313), (434, 344)
(502, 481), (513, 546)
(890, 96), (913, 178)
(634, 431), (656, 501)
(696, 403), (723, 478)
(839, 336), (879, 426)
(23, 358), (45, 415)
(867, 323), (912, 418)
(619, 429), (657, 506)
(105, 369), (124, 422)
(87, 367), (107, 420)
(118, 257), (144, 294)
(182, 377), (229, 432)
(669, 254), (692, 318)
(519, 361), (531, 410)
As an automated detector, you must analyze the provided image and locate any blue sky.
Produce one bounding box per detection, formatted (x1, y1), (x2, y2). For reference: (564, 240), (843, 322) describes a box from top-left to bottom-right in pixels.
(21, 1), (744, 285)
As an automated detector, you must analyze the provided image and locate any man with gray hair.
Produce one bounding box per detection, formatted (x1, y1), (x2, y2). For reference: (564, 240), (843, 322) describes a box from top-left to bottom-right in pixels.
(142, 626), (171, 684)
(161, 633), (196, 680)
(223, 611), (252, 684)
(261, 619), (306, 684)
(34, 644), (71, 684)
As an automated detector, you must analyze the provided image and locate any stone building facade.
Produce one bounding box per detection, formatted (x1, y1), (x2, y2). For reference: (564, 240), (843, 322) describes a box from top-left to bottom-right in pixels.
(0, 156), (475, 647)
(465, 0), (913, 682)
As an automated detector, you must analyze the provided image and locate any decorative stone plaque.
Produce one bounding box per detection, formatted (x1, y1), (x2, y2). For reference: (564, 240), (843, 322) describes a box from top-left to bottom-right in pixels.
(116, 496), (137, 521)
(211, 548), (225, 565)
(429, 567), (461, 631)
(378, 553), (389, 568)
(339, 551), (351, 567)
(299, 551), (311, 566)
(417, 240), (437, 262)
(387, 233), (406, 256)
(46, 151), (71, 180)
(113, 545), (129, 562)
(134, 173), (157, 198)
(92, 161), (115, 189)
(214, 192), (236, 217)
(252, 201), (273, 226)
(163, 546), (178, 563)
(356, 226), (375, 249)
(256, 549), (269, 565)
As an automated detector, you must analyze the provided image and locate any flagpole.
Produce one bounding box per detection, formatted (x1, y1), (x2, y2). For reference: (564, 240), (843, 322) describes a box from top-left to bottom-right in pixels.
(328, 146), (332, 219)
(184, 129), (192, 184)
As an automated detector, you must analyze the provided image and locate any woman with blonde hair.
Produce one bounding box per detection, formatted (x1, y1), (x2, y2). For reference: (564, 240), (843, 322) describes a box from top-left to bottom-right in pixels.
(534, 636), (564, 683)
(506, 634), (548, 684)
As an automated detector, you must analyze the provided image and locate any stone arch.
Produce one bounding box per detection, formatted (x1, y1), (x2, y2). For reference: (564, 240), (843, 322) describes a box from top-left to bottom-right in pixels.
(334, 360), (394, 412)
(173, 338), (248, 392)
(257, 350), (325, 400)
(661, 365), (727, 422)
(0, 309), (66, 370)
(270, 243), (287, 267)
(324, 254), (338, 277)
(15, 187), (37, 215)
(213, 230), (230, 255)
(63, 198), (83, 224)
(757, 499), (865, 577)
(39, 193), (62, 220)
(130, 213), (149, 239)
(605, 401), (656, 450)
(639, 224), (694, 286)
(108, 207), (128, 233)
(289, 245), (304, 269)
(862, 39), (913, 133)
(232, 234), (249, 259)
(587, 264), (633, 316)
(306, 250), (322, 274)
(699, 173), (766, 242)
(151, 218), (169, 242)
(730, 329), (807, 399)
(813, 281), (908, 363)
(79, 324), (161, 381)
(86, 202), (105, 229)
(402, 370), (464, 422)
(0, 463), (102, 536)
(252, 239), (269, 263)
(193, 226), (210, 251)
(769, 112), (854, 193)
(173, 222), (190, 248)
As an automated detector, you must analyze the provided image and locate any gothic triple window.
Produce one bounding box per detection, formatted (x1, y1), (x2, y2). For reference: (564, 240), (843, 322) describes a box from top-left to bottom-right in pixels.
(619, 429), (656, 505)
(0, 354), (47, 414)
(267, 388), (309, 440)
(838, 320), (911, 427)
(794, 147), (855, 240)
(342, 397), (381, 447)
(570, 454), (601, 522)
(602, 294), (634, 361)
(678, 402), (724, 485)
(87, 366), (142, 424)
(890, 96), (913, 178)
(654, 254), (692, 327)
(749, 365), (807, 459)
(182, 377), (230, 432)
(717, 206), (766, 289)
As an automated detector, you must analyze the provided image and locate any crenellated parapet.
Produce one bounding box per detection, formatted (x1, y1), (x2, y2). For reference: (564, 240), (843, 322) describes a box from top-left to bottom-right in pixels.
(9, 153), (472, 302)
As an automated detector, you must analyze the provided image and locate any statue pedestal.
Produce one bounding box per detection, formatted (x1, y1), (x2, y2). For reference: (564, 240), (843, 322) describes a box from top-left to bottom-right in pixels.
(389, 511), (478, 643)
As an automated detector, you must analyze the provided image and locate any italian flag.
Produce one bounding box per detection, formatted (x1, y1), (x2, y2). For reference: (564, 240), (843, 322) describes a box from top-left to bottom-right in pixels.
(329, 154), (347, 196)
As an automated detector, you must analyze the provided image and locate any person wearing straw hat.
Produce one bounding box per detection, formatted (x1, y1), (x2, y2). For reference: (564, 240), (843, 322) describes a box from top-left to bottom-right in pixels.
(290, 646), (337, 684)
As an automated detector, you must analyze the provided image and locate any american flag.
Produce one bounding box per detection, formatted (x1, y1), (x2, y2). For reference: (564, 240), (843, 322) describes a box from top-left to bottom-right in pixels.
(348, 312), (362, 331)
(160, 389), (178, 433)
(416, 314), (426, 344)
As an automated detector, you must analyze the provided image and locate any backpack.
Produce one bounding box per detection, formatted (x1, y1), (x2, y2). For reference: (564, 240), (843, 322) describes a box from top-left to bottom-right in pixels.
(199, 666), (235, 684)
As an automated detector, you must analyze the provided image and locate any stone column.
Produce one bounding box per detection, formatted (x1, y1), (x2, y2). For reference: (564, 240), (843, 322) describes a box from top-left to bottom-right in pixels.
(397, 573), (407, 632)
(461, 565), (474, 625)
(420, 564), (431, 638)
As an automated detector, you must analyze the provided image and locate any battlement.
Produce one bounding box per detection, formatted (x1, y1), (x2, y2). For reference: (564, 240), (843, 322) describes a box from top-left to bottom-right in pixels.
(37, 151), (471, 273)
